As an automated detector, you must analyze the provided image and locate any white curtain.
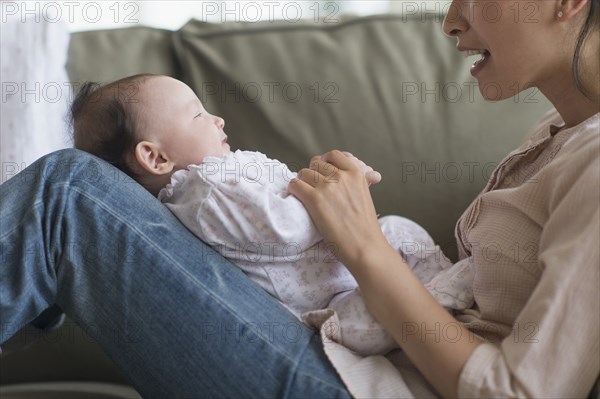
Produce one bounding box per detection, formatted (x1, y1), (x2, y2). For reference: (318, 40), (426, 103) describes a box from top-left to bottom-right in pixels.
(1, 12), (72, 182)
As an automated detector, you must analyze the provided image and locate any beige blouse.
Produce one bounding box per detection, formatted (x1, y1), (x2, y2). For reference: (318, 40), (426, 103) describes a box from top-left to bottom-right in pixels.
(311, 109), (600, 398)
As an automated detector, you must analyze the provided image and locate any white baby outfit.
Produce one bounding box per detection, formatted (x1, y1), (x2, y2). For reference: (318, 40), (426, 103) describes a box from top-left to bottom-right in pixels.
(159, 150), (474, 355)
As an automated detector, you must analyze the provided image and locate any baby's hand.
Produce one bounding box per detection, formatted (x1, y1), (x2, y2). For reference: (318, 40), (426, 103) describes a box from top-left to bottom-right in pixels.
(341, 151), (382, 186)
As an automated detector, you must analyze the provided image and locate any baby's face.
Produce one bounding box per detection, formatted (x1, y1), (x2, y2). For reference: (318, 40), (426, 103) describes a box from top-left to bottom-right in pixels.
(138, 76), (230, 169)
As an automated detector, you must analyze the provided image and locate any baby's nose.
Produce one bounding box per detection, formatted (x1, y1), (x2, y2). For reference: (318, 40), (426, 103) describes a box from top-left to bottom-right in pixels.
(214, 116), (225, 129)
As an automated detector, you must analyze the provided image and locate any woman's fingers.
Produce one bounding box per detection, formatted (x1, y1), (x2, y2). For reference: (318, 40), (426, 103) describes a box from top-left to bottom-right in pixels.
(365, 170), (382, 185)
(333, 150), (383, 185)
(288, 174), (316, 204)
(321, 150), (359, 171)
(289, 150), (385, 267)
(302, 150), (382, 186)
(295, 161), (338, 187)
(310, 155), (322, 166)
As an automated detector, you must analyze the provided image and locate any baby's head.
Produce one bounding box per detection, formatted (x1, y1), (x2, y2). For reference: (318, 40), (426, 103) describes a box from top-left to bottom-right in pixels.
(70, 74), (230, 195)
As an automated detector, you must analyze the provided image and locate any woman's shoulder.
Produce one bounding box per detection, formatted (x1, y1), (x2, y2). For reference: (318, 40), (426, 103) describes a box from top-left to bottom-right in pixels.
(551, 112), (599, 169)
(544, 113), (599, 208)
(560, 112), (599, 149)
(523, 109), (598, 154)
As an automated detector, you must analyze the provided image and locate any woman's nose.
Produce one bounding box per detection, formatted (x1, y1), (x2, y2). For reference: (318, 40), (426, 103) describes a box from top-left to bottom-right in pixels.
(443, 0), (469, 37)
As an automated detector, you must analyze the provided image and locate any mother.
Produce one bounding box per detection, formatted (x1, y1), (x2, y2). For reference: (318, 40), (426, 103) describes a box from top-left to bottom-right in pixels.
(1, 0), (598, 398)
(290, 0), (599, 396)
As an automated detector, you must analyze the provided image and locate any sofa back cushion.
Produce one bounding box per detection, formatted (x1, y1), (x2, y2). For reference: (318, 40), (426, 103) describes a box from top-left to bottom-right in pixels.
(67, 26), (179, 84)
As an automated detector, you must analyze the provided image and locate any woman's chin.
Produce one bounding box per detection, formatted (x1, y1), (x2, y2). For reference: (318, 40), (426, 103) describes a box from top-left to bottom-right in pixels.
(476, 79), (517, 102)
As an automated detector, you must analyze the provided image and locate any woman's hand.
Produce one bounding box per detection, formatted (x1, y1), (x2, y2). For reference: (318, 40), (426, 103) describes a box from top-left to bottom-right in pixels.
(291, 150), (482, 398)
(340, 151), (382, 186)
(288, 150), (389, 268)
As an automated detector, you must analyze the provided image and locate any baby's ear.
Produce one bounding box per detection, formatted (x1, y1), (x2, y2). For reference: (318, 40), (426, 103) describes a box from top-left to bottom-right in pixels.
(135, 141), (174, 175)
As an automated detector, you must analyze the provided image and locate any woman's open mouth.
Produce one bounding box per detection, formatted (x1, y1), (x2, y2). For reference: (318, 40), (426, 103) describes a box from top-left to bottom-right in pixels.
(464, 49), (491, 77)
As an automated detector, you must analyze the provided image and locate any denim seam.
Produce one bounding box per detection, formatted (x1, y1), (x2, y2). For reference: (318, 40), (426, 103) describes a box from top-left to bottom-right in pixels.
(1, 198), (53, 338)
(0, 199), (44, 240)
(69, 184), (300, 364)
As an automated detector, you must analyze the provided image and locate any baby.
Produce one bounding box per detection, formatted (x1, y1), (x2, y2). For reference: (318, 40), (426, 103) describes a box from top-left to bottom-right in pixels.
(71, 74), (474, 355)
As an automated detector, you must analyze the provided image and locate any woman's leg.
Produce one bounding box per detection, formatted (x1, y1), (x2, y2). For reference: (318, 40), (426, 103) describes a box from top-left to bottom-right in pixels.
(0, 149), (350, 398)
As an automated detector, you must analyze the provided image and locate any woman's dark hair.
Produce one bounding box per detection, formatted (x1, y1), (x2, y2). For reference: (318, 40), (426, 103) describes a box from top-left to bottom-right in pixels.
(573, 0), (599, 98)
(69, 73), (157, 178)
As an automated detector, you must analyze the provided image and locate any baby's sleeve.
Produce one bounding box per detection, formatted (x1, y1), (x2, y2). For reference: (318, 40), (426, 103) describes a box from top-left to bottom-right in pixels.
(159, 167), (214, 240)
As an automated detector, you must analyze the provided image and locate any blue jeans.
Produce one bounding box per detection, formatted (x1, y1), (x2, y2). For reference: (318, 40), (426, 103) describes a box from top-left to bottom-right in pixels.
(0, 149), (351, 399)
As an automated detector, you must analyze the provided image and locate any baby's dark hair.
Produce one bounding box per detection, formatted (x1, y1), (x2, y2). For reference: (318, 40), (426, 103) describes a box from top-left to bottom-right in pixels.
(70, 73), (157, 178)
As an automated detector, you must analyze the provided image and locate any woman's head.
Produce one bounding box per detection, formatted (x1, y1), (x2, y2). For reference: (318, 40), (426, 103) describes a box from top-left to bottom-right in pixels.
(70, 74), (230, 195)
(442, 0), (599, 103)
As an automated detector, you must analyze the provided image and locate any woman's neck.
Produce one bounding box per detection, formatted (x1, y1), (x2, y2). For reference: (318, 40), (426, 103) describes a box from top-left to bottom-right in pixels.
(541, 80), (599, 129)
(540, 43), (600, 129)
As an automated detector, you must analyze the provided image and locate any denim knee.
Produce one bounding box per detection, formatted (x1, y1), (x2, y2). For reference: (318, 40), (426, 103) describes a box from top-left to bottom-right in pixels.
(13, 148), (131, 188)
